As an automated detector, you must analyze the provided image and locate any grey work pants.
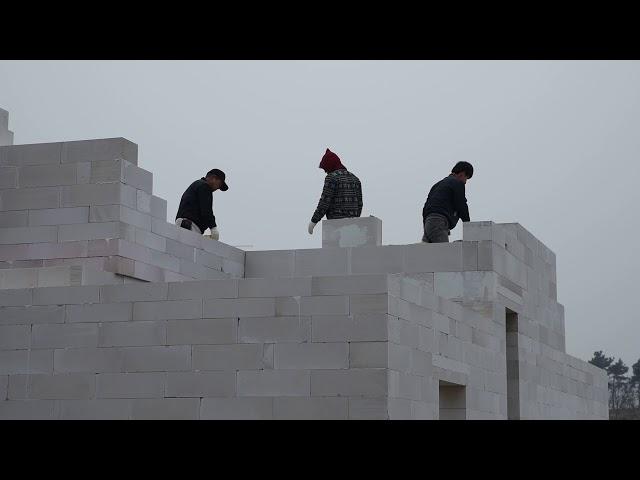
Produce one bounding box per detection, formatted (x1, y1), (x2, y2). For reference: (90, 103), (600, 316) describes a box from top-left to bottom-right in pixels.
(422, 214), (450, 243)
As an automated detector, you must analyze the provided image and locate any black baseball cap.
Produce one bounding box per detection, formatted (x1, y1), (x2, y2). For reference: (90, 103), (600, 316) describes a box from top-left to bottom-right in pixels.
(206, 169), (229, 191)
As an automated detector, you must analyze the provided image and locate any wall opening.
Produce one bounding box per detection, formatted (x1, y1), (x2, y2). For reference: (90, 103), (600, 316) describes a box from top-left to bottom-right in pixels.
(439, 381), (466, 420)
(505, 308), (520, 420)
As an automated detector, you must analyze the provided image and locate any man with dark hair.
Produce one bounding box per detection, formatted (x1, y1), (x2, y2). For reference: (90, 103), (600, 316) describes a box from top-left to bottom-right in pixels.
(421, 161), (473, 243)
(308, 148), (363, 235)
(176, 169), (229, 240)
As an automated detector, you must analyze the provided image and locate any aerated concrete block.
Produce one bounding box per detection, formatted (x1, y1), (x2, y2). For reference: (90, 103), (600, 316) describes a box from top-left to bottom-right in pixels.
(66, 302), (132, 323)
(166, 372), (235, 398)
(0, 211), (29, 228)
(150, 196), (167, 220)
(89, 205), (151, 230)
(61, 138), (138, 165)
(350, 245), (405, 274)
(136, 189), (151, 214)
(167, 279), (237, 301)
(0, 325), (31, 349)
(0, 130), (13, 147)
(0, 240), (88, 262)
(76, 162), (91, 184)
(130, 398), (199, 420)
(0, 267), (37, 288)
(134, 228), (166, 252)
(194, 249), (223, 270)
(53, 347), (126, 373)
(0, 186), (60, 211)
(0, 375), (7, 400)
(96, 372), (165, 398)
(123, 161), (153, 193)
(274, 397), (348, 420)
(349, 342), (388, 368)
(56, 399), (133, 419)
(28, 207), (89, 226)
(311, 274), (387, 296)
(274, 342), (349, 369)
(0, 166), (17, 188)
(237, 370), (310, 396)
(121, 345), (191, 372)
(238, 277), (312, 298)
(238, 316), (311, 344)
(3, 142), (63, 166)
(294, 248), (349, 277)
(200, 397), (273, 419)
(14, 373), (95, 400)
(166, 318), (237, 345)
(0, 226), (58, 245)
(222, 258), (244, 278)
(403, 243), (464, 273)
(32, 323), (99, 348)
(348, 397), (388, 420)
(203, 298), (275, 318)
(99, 321), (166, 347)
(322, 216), (382, 248)
(0, 400), (56, 420)
(193, 344), (271, 371)
(18, 164), (77, 187)
(0, 305), (65, 325)
(350, 294), (388, 314)
(311, 313), (389, 342)
(311, 368), (387, 397)
(166, 238), (195, 261)
(244, 250), (295, 278)
(0, 350), (53, 375)
(100, 282), (168, 303)
(61, 183), (123, 207)
(58, 221), (123, 242)
(133, 300), (202, 321)
(0, 109), (8, 129)
(33, 285), (100, 305)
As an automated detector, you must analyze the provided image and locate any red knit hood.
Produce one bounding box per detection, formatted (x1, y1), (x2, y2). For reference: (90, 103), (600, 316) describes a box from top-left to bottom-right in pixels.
(319, 148), (345, 172)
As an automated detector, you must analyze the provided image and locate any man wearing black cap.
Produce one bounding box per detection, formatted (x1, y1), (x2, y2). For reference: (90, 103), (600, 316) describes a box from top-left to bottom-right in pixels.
(176, 169), (228, 240)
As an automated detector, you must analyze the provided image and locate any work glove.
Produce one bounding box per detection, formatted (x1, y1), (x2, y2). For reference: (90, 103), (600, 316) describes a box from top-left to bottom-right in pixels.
(308, 222), (317, 235)
(210, 227), (220, 241)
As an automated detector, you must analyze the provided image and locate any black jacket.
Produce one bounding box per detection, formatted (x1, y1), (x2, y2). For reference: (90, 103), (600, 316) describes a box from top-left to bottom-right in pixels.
(422, 174), (470, 229)
(176, 178), (216, 233)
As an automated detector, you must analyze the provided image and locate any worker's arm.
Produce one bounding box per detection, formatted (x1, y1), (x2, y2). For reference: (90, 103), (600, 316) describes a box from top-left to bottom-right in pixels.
(198, 184), (216, 229)
(311, 175), (337, 224)
(453, 181), (470, 222)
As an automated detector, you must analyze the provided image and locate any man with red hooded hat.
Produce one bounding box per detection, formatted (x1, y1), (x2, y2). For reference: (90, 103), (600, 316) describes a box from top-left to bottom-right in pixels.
(308, 148), (363, 235)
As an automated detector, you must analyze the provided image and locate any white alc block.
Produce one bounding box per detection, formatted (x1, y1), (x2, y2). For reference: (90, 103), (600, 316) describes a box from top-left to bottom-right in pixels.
(322, 216), (382, 248)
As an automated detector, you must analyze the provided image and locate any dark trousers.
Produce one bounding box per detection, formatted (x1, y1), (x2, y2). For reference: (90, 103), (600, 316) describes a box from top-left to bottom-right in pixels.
(422, 214), (450, 243)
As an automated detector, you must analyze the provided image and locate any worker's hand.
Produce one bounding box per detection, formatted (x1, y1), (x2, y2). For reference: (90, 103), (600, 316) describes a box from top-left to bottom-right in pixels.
(308, 222), (317, 235)
(210, 227), (220, 241)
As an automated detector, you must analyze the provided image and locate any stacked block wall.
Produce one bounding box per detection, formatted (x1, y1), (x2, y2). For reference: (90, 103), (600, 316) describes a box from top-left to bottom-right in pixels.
(244, 221), (608, 419)
(0, 271), (607, 419)
(0, 139), (244, 283)
(0, 275), (391, 419)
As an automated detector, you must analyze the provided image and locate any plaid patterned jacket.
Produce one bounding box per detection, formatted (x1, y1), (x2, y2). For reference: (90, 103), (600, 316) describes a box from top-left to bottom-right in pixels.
(311, 169), (363, 224)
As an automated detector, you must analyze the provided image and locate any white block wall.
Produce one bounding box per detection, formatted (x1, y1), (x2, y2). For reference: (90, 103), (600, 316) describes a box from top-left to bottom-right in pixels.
(0, 272), (608, 419)
(0, 139), (245, 284)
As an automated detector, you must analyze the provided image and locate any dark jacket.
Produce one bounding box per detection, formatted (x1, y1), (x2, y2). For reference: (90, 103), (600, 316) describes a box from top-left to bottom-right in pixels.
(422, 174), (470, 229)
(176, 178), (216, 233)
(311, 169), (363, 224)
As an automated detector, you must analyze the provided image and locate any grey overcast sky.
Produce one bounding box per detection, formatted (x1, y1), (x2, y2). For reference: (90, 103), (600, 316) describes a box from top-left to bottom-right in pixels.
(1, 60), (638, 367)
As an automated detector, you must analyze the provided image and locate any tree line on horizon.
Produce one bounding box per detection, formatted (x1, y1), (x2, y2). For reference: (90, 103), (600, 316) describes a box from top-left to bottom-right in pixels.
(589, 351), (640, 420)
